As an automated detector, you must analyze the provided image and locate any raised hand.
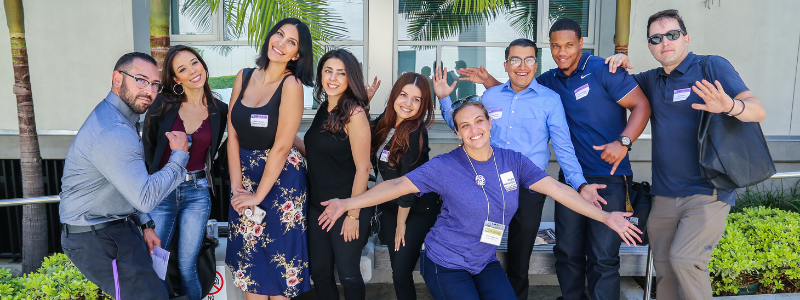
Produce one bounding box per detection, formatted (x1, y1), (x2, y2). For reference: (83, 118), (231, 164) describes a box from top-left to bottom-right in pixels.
(433, 66), (457, 99)
(457, 65), (490, 84)
(604, 54), (634, 73)
(365, 76), (381, 103)
(604, 211), (643, 246)
(691, 80), (735, 113)
(579, 183), (608, 210)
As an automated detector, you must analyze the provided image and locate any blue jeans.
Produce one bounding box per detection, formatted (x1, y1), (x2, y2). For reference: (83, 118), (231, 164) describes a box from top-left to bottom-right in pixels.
(150, 176), (211, 300)
(554, 173), (629, 300)
(420, 252), (516, 300)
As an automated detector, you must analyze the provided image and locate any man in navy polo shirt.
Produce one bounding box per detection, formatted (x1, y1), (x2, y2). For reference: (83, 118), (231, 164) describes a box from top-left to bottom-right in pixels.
(459, 18), (651, 300)
(606, 9), (765, 299)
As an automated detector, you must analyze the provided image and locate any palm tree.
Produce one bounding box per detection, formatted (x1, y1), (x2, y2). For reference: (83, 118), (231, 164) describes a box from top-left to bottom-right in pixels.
(3, 0), (47, 274)
(614, 0), (631, 55)
(151, 0), (171, 73)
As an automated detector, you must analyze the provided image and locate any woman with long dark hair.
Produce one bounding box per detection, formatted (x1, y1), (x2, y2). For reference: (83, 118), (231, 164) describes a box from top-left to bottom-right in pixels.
(296, 49), (373, 300)
(224, 18), (314, 299)
(369, 72), (441, 300)
(143, 45), (228, 300)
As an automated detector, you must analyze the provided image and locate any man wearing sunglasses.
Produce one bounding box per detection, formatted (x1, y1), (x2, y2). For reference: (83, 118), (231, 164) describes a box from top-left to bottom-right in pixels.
(435, 38), (607, 300)
(605, 9), (766, 299)
(59, 52), (190, 298)
(456, 19), (651, 300)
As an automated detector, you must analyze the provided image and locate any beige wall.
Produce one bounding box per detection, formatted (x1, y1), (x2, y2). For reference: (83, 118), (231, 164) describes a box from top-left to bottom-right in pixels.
(0, 0), (135, 132)
(626, 0), (800, 136)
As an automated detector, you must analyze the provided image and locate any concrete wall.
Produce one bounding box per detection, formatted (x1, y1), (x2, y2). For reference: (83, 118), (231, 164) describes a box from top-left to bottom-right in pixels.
(0, 0), (135, 132)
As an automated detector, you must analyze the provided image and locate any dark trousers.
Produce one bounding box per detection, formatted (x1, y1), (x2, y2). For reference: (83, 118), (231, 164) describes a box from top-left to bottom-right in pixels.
(307, 206), (374, 300)
(554, 174), (628, 300)
(421, 252), (516, 300)
(378, 202), (439, 300)
(506, 189), (547, 300)
(60, 220), (168, 300)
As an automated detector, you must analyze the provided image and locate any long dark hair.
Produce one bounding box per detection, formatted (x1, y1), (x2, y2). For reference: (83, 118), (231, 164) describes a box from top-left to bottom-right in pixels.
(145, 45), (219, 142)
(313, 49), (369, 134)
(255, 18), (314, 86)
(371, 72), (434, 167)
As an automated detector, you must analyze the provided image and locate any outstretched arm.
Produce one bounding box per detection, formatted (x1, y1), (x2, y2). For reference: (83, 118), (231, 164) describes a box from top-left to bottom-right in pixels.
(456, 65), (502, 89)
(318, 177), (419, 231)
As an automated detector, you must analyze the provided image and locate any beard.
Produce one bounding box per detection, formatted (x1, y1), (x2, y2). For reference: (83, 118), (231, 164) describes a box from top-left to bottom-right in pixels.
(119, 79), (152, 114)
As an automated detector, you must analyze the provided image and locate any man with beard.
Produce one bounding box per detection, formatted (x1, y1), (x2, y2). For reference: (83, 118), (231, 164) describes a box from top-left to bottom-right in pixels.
(59, 52), (189, 298)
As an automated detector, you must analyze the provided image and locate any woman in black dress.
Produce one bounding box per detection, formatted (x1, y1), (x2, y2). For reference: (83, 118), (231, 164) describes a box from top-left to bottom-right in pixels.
(369, 72), (441, 300)
(297, 49), (373, 300)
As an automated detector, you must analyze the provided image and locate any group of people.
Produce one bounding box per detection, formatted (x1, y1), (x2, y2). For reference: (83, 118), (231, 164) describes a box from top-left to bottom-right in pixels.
(57, 8), (765, 300)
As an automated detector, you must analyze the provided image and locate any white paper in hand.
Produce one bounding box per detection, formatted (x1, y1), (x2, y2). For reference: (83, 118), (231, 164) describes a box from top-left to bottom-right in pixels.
(151, 245), (170, 280)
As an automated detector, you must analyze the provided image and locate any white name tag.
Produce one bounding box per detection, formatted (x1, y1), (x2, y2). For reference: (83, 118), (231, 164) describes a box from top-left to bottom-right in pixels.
(499, 171), (518, 192)
(380, 150), (390, 162)
(480, 220), (505, 246)
(574, 83), (590, 100)
(673, 88), (691, 102)
(488, 108), (502, 119)
(250, 114), (268, 127)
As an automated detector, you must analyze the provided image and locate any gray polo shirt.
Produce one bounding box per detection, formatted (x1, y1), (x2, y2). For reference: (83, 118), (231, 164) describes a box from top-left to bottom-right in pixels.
(59, 91), (189, 226)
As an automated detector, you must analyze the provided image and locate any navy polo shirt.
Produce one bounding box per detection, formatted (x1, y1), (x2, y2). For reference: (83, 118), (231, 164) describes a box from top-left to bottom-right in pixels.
(538, 53), (638, 176)
(633, 52), (748, 205)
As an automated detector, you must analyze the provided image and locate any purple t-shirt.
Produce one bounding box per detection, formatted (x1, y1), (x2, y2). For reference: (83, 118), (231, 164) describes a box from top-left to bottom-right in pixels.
(405, 146), (547, 275)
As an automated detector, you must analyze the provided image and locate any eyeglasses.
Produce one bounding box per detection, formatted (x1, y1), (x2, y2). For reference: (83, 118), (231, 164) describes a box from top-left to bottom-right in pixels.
(506, 56), (537, 67)
(451, 95), (481, 110)
(119, 70), (165, 93)
(647, 29), (686, 45)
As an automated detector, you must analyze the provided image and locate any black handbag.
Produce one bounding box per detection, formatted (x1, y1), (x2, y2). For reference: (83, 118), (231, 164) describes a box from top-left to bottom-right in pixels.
(626, 181), (653, 245)
(164, 230), (218, 299)
(697, 56), (776, 189)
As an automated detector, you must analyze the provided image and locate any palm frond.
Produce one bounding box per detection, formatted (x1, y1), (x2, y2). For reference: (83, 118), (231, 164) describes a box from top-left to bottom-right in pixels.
(506, 1), (536, 40)
(451, 0), (514, 14)
(403, 0), (511, 42)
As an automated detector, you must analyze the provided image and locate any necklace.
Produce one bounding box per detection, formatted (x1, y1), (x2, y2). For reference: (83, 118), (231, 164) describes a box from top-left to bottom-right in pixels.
(463, 146), (506, 223)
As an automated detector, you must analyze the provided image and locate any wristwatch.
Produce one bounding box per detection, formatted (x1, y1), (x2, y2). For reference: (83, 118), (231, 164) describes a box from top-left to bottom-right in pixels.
(617, 136), (632, 151)
(140, 220), (156, 231)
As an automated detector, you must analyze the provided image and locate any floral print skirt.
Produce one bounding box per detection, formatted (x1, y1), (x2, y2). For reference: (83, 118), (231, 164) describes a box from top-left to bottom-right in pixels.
(225, 146), (311, 297)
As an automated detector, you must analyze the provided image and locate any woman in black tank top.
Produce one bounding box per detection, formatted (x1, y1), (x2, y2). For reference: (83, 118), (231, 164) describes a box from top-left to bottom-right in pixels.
(224, 18), (314, 299)
(296, 49), (373, 300)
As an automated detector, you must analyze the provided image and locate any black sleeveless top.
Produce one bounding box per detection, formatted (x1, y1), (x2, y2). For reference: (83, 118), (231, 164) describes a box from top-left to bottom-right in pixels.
(230, 68), (291, 150)
(304, 101), (357, 211)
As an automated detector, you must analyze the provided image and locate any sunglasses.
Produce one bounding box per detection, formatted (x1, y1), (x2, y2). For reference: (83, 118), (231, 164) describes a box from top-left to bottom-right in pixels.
(451, 95), (481, 111)
(647, 29), (686, 45)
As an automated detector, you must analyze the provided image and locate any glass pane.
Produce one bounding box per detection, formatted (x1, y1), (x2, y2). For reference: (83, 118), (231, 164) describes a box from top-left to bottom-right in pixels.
(440, 46), (508, 99)
(397, 46), (437, 108)
(398, 0), (537, 42)
(171, 0), (213, 35)
(548, 0), (590, 37)
(224, 0), (364, 42)
(194, 45), (362, 109)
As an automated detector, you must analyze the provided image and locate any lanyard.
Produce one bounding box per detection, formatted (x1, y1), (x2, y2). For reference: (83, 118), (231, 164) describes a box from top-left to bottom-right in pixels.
(463, 147), (506, 224)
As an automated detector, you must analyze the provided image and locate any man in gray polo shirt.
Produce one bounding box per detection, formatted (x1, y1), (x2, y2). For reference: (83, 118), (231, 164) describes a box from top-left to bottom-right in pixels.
(59, 52), (188, 298)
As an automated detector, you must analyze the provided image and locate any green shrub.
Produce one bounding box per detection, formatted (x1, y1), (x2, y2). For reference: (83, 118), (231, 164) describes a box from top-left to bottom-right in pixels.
(1, 253), (110, 300)
(733, 180), (800, 213)
(710, 207), (800, 295)
(208, 75), (236, 90)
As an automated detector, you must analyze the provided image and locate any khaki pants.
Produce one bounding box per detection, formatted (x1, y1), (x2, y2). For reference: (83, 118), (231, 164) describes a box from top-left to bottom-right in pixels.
(647, 192), (730, 300)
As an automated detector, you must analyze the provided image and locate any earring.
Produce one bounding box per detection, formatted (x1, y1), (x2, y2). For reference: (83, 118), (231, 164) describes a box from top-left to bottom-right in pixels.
(173, 83), (184, 95)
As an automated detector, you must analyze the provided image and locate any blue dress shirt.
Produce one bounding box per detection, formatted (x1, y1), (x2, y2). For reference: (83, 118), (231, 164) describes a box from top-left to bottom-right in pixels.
(59, 91), (189, 226)
(439, 80), (587, 189)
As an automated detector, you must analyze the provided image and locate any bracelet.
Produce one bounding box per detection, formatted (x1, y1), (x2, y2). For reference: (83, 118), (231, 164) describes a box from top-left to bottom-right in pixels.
(347, 215), (359, 221)
(577, 183), (588, 193)
(730, 99), (746, 117)
(724, 97), (736, 115)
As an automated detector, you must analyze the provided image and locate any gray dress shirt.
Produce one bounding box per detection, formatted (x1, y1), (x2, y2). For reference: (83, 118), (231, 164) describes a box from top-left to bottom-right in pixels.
(59, 91), (189, 226)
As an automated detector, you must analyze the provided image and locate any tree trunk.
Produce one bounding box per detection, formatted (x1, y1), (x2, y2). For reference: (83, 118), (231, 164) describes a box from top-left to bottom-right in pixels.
(150, 0), (170, 73)
(4, 0), (47, 274)
(615, 0), (631, 55)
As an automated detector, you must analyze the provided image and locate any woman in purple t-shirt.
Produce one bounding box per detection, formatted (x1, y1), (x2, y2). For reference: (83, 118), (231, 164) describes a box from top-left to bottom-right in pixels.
(317, 101), (642, 300)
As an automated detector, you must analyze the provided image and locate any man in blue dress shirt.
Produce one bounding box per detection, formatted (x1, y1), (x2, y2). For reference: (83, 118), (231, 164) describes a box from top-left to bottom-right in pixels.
(604, 10), (766, 299)
(436, 38), (606, 300)
(458, 19), (651, 300)
(59, 52), (189, 299)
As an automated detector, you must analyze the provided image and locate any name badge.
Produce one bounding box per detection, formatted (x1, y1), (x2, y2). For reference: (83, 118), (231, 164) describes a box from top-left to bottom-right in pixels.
(574, 83), (590, 100)
(380, 150), (390, 162)
(499, 171), (518, 192)
(488, 108), (502, 119)
(250, 114), (268, 127)
(673, 88), (691, 102)
(480, 220), (505, 246)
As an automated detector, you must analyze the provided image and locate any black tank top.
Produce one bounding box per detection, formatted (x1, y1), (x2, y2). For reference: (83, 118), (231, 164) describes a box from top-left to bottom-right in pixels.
(230, 68), (291, 150)
(304, 101), (357, 211)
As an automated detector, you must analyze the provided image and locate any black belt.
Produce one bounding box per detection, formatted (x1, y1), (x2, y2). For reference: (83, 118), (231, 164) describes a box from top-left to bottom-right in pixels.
(184, 171), (206, 182)
(61, 217), (130, 234)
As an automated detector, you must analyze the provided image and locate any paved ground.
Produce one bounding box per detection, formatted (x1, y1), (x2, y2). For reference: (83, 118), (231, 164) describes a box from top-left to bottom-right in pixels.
(292, 283), (567, 300)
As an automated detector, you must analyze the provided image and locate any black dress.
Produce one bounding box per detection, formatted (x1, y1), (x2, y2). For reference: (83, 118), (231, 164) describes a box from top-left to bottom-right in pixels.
(304, 101), (374, 300)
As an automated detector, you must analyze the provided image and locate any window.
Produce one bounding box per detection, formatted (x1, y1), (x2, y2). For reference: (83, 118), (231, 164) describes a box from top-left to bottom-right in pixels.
(170, 0), (366, 110)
